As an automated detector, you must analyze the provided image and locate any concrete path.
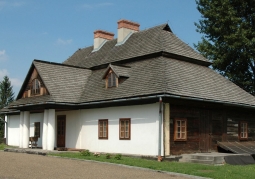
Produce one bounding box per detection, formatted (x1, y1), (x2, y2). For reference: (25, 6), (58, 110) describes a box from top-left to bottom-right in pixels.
(0, 151), (208, 179)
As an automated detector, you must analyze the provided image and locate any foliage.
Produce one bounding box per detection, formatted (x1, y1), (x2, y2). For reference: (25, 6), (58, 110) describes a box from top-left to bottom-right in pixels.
(0, 76), (14, 109)
(49, 152), (255, 179)
(0, 76), (15, 139)
(0, 143), (6, 150)
(114, 154), (122, 160)
(195, 0), (255, 95)
(80, 149), (91, 156)
(106, 153), (111, 159)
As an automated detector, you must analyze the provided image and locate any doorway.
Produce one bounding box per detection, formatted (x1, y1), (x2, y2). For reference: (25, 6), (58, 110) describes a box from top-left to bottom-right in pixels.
(57, 115), (66, 147)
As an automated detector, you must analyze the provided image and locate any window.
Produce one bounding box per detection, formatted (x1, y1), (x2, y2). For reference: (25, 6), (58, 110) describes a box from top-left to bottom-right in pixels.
(119, 118), (131, 140)
(107, 72), (117, 87)
(239, 121), (248, 140)
(98, 119), (108, 139)
(34, 122), (40, 137)
(31, 79), (40, 95)
(174, 118), (187, 141)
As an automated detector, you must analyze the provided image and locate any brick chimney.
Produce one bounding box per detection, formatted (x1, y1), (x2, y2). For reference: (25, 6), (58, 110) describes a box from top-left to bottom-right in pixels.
(93, 30), (114, 50)
(117, 19), (140, 44)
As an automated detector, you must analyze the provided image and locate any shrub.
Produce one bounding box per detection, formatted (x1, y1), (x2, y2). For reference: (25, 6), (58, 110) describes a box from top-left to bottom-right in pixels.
(106, 153), (111, 159)
(80, 149), (91, 156)
(114, 154), (122, 160)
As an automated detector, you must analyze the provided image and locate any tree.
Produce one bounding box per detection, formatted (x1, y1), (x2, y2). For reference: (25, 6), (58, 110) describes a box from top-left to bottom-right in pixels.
(0, 76), (15, 140)
(0, 76), (14, 109)
(195, 0), (255, 95)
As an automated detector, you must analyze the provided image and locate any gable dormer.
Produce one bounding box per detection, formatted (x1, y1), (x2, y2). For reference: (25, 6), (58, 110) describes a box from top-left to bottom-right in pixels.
(21, 68), (48, 98)
(103, 64), (130, 89)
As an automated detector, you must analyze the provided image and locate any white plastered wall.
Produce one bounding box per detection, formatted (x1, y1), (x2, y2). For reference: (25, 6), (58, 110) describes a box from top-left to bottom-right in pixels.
(7, 115), (20, 146)
(56, 103), (162, 156)
(8, 113), (44, 147)
(29, 113), (44, 147)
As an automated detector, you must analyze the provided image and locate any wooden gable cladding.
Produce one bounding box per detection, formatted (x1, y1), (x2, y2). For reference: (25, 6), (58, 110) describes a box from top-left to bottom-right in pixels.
(22, 68), (49, 98)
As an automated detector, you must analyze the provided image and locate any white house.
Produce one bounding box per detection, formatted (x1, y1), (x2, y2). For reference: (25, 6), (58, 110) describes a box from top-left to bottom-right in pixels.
(2, 20), (255, 157)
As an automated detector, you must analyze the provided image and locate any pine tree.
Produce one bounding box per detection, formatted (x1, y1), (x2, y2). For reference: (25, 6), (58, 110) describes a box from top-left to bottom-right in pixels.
(0, 76), (15, 140)
(195, 0), (255, 95)
(0, 76), (14, 109)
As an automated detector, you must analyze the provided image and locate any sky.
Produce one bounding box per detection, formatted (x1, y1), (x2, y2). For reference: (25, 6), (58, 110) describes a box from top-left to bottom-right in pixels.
(0, 0), (203, 97)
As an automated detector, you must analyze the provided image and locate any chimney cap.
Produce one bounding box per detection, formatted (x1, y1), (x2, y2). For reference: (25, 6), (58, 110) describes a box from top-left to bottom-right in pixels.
(117, 19), (140, 31)
(94, 30), (114, 40)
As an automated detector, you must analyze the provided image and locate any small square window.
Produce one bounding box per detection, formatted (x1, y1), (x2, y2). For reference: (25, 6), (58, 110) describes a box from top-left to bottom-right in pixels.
(174, 118), (187, 141)
(119, 118), (131, 140)
(98, 119), (108, 139)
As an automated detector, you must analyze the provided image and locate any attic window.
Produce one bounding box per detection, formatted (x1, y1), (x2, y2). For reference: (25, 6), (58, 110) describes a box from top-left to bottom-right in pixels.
(107, 72), (117, 88)
(31, 79), (40, 95)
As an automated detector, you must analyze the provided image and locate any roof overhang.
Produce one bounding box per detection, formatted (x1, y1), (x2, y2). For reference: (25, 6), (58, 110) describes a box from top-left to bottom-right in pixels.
(4, 93), (255, 114)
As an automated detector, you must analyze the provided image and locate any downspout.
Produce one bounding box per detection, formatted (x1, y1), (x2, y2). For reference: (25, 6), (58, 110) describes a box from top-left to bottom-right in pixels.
(158, 97), (163, 161)
(5, 115), (8, 145)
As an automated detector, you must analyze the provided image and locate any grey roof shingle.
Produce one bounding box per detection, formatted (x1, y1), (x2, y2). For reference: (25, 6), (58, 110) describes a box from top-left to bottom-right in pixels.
(9, 95), (53, 107)
(7, 23), (255, 109)
(103, 64), (130, 78)
(33, 61), (91, 103)
(63, 24), (208, 68)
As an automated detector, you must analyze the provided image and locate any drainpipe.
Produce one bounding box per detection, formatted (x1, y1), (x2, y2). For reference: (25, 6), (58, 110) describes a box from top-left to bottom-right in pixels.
(158, 97), (163, 161)
(5, 115), (8, 145)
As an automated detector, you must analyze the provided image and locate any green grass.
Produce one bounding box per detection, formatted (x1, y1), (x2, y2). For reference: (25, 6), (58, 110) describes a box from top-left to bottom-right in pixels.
(48, 152), (255, 179)
(0, 143), (17, 150)
(0, 143), (7, 150)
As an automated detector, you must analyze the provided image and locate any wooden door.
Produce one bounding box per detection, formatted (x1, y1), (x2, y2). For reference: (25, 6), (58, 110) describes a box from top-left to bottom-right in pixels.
(199, 110), (211, 152)
(57, 115), (66, 147)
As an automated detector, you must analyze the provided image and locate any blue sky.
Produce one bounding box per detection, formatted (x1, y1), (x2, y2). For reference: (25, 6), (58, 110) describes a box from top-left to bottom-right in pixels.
(0, 0), (203, 96)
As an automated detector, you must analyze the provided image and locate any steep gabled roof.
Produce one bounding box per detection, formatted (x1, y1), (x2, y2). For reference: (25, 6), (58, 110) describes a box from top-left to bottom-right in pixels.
(12, 60), (92, 107)
(7, 22), (255, 110)
(63, 24), (208, 69)
(32, 60), (91, 103)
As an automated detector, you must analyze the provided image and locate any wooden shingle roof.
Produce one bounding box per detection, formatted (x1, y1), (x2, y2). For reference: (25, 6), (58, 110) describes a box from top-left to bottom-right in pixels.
(6, 22), (255, 109)
(63, 24), (209, 68)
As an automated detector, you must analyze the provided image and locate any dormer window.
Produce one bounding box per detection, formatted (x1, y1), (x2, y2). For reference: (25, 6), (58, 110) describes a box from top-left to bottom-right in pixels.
(31, 79), (40, 95)
(108, 72), (117, 87)
(103, 64), (130, 89)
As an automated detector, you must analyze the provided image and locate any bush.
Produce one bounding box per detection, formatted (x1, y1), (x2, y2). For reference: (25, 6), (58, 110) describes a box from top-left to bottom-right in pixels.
(114, 154), (122, 160)
(106, 153), (111, 159)
(80, 149), (91, 156)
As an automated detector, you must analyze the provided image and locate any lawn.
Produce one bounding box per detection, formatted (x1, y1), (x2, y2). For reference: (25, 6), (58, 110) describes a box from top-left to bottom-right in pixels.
(0, 143), (17, 150)
(0, 143), (6, 150)
(48, 152), (255, 179)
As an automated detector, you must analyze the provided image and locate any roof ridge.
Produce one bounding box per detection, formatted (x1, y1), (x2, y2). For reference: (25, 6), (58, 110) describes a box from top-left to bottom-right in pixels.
(34, 59), (90, 70)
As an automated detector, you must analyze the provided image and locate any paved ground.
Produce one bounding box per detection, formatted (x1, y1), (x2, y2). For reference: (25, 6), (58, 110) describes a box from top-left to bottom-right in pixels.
(0, 151), (204, 179)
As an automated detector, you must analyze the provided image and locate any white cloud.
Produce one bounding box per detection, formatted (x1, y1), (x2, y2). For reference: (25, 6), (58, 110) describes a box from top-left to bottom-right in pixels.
(0, 1), (6, 8)
(0, 69), (9, 79)
(9, 77), (22, 87)
(0, 69), (22, 96)
(0, 1), (25, 10)
(56, 38), (73, 45)
(0, 69), (22, 87)
(0, 50), (9, 61)
(81, 2), (114, 9)
(11, 2), (25, 7)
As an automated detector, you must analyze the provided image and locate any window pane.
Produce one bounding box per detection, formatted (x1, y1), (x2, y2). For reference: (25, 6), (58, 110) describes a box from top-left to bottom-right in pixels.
(108, 74), (112, 87)
(112, 74), (116, 87)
